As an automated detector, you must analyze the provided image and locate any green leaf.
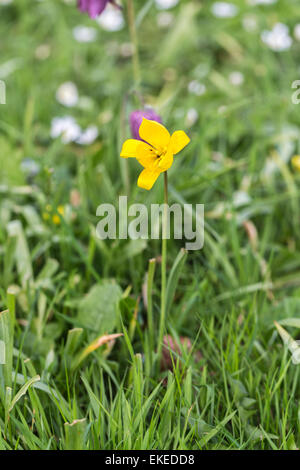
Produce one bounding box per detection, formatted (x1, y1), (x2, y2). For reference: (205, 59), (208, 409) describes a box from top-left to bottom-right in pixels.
(123, 239), (147, 259)
(71, 333), (123, 371)
(287, 433), (298, 450)
(136, 0), (154, 28)
(274, 321), (300, 363)
(65, 328), (83, 356)
(0, 341), (5, 365)
(165, 248), (187, 317)
(6, 220), (33, 286)
(36, 258), (59, 286)
(9, 375), (40, 412)
(198, 411), (236, 448)
(64, 418), (87, 450)
(77, 281), (122, 334)
(279, 318), (300, 328)
(0, 302), (14, 396)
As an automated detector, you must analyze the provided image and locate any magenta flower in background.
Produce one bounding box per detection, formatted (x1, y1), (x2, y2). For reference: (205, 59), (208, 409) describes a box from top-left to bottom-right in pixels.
(78, 0), (111, 18)
(130, 109), (162, 140)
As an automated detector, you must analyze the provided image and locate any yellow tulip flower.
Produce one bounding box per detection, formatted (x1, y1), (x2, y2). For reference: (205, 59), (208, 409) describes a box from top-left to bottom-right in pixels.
(120, 118), (190, 190)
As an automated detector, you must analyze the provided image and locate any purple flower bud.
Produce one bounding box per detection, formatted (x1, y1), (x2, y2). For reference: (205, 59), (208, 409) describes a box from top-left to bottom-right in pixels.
(130, 109), (162, 140)
(78, 0), (110, 18)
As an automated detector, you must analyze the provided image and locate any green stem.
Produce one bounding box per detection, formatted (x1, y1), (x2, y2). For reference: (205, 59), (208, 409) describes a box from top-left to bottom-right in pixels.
(120, 95), (130, 195)
(147, 258), (156, 357)
(157, 171), (168, 364)
(127, 0), (141, 89)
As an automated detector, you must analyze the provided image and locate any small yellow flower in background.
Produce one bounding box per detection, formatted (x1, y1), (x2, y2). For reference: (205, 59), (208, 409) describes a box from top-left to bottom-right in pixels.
(120, 118), (190, 190)
(52, 214), (61, 225)
(57, 205), (65, 216)
(42, 204), (52, 221)
(52, 205), (65, 225)
(292, 155), (300, 172)
(43, 204), (65, 225)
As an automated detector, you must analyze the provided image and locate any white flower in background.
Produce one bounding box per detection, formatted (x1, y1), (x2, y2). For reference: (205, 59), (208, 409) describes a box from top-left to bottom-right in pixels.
(229, 71), (244, 86)
(261, 23), (292, 51)
(76, 125), (99, 145)
(21, 158), (41, 177)
(248, 0), (277, 5)
(56, 82), (79, 107)
(96, 4), (124, 32)
(0, 0), (13, 4)
(188, 80), (206, 96)
(73, 25), (97, 43)
(51, 116), (81, 144)
(242, 14), (257, 32)
(157, 12), (174, 28)
(211, 2), (238, 18)
(294, 24), (300, 41)
(155, 0), (178, 10)
(51, 117), (98, 145)
(186, 108), (198, 127)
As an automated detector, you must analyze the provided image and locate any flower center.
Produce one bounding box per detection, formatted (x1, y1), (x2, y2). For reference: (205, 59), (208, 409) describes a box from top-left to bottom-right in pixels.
(149, 146), (168, 169)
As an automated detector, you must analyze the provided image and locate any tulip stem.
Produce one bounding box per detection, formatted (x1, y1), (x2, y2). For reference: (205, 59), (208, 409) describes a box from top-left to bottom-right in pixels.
(127, 0), (141, 89)
(157, 171), (168, 366)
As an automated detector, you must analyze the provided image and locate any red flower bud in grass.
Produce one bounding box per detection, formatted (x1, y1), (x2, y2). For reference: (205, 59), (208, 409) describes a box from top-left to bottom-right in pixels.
(161, 335), (198, 371)
(129, 109), (162, 141)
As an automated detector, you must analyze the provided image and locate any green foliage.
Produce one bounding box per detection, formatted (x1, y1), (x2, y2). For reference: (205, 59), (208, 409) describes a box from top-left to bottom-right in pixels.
(0, 0), (300, 451)
(77, 281), (122, 334)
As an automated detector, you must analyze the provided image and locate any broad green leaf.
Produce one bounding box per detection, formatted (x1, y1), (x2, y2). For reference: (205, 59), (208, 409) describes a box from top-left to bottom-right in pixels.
(77, 281), (122, 334)
(64, 418), (87, 450)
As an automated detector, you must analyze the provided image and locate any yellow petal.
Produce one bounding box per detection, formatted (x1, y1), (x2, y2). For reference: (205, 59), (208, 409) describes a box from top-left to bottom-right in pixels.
(137, 168), (161, 190)
(158, 148), (173, 171)
(137, 150), (158, 168)
(120, 139), (152, 158)
(170, 130), (190, 155)
(139, 118), (170, 150)
(292, 155), (300, 172)
(120, 139), (156, 168)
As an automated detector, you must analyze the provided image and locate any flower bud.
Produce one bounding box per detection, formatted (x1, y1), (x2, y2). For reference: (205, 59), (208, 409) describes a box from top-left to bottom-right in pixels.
(130, 109), (162, 140)
(78, 0), (110, 19)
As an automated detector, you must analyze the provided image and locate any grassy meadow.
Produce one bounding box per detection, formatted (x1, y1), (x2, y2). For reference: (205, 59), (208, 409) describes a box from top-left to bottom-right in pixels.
(1, 0), (300, 450)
